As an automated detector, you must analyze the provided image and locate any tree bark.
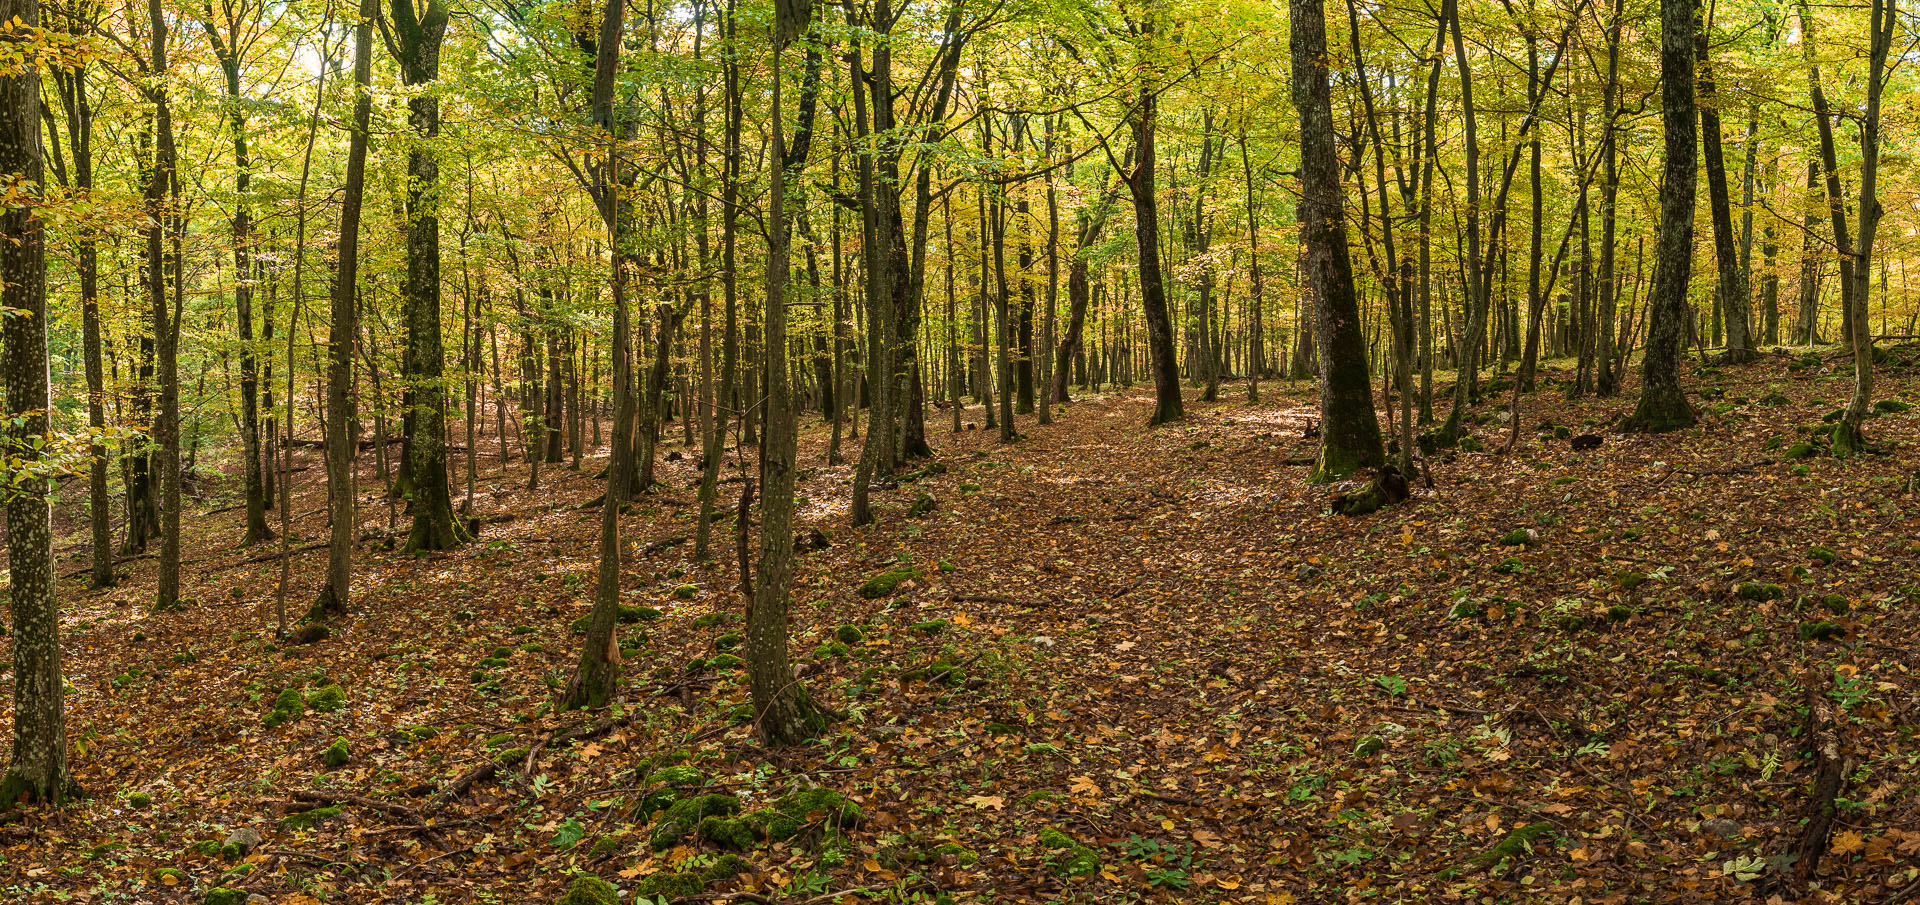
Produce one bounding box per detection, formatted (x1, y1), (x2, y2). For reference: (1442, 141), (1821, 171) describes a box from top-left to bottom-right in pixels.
(1624, 0), (1699, 433)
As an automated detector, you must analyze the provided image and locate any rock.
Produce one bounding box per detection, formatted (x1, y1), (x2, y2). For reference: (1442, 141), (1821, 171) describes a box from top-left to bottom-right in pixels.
(871, 725), (907, 741)
(794, 526), (830, 553)
(223, 826), (262, 856)
(1698, 818), (1743, 840)
(1294, 563), (1322, 581)
(1570, 433), (1603, 451)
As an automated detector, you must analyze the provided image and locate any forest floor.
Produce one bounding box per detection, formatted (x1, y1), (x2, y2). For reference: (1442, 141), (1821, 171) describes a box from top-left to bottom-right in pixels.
(5, 346), (1920, 905)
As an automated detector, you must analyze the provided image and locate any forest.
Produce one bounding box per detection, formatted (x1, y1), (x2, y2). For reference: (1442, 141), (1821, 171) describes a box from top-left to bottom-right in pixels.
(0, 0), (1916, 899)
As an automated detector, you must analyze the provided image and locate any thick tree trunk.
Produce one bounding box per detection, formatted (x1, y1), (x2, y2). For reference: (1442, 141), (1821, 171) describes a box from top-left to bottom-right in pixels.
(1, 0), (74, 808)
(1293, 0), (1385, 480)
(1125, 42), (1184, 426)
(1624, 0), (1699, 433)
(1697, 13), (1753, 362)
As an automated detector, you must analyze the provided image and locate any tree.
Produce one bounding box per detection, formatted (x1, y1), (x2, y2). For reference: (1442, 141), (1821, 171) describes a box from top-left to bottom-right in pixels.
(1292, 0), (1384, 481)
(385, 0), (467, 552)
(316, 0), (379, 618)
(1623, 0), (1699, 433)
(1, 0), (74, 808)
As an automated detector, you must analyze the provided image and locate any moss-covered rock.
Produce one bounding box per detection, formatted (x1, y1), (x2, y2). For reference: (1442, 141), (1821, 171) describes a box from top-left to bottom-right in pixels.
(651, 794), (741, 850)
(127, 791), (152, 809)
(857, 567), (922, 599)
(1616, 571), (1648, 590)
(555, 875), (617, 905)
(775, 787), (862, 829)
(1759, 392), (1791, 407)
(1056, 844), (1101, 877)
(1821, 593), (1850, 615)
(1873, 398), (1911, 414)
(1473, 822), (1556, 870)
(907, 492), (939, 517)
(707, 653), (745, 669)
(321, 738), (350, 768)
(1736, 582), (1785, 601)
(692, 613), (727, 628)
(910, 619), (948, 635)
(279, 806), (341, 831)
(1808, 546), (1837, 565)
(262, 688), (306, 728)
(621, 604), (664, 622)
(1491, 557), (1524, 575)
(1498, 528), (1537, 547)
(1784, 441), (1817, 460)
(834, 625), (866, 644)
(309, 684), (347, 713)
(1354, 735), (1386, 757)
(291, 623), (330, 645)
(812, 641), (850, 660)
(713, 632), (742, 651)
(702, 853), (752, 881)
(1038, 827), (1076, 850)
(1799, 620), (1846, 641)
(203, 889), (248, 905)
(698, 816), (755, 851)
(673, 584), (700, 600)
(635, 873), (703, 899)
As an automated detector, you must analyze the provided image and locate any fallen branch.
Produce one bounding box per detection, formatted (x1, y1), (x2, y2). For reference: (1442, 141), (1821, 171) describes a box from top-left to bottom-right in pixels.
(1793, 670), (1849, 888)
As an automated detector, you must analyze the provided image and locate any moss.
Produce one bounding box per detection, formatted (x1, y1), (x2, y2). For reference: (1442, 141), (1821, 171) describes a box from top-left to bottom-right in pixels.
(648, 765), (705, 787)
(1821, 593), (1850, 615)
(262, 689), (306, 728)
(812, 642), (850, 660)
(321, 738), (350, 768)
(708, 653), (745, 669)
(635, 873), (703, 899)
(745, 807), (801, 842)
(1498, 528), (1535, 547)
(1057, 844), (1101, 877)
(1616, 571), (1648, 590)
(1605, 605), (1633, 622)
(775, 787), (862, 829)
(702, 853), (752, 881)
(569, 615), (591, 635)
(692, 613), (727, 628)
(1799, 620), (1846, 641)
(835, 625), (866, 644)
(959, 483), (981, 493)
(699, 816), (755, 851)
(1491, 557), (1524, 575)
(1759, 392), (1790, 407)
(405, 726), (439, 742)
(1808, 546), (1837, 565)
(1874, 398), (1911, 414)
(291, 623), (330, 645)
(622, 604), (663, 622)
(309, 684), (347, 713)
(1474, 822), (1556, 869)
(1736, 582), (1785, 601)
(907, 492), (939, 517)
(857, 567), (922, 599)
(1791, 464), (1811, 476)
(1354, 735), (1386, 757)
(203, 889), (248, 905)
(673, 584), (700, 600)
(910, 619), (948, 635)
(127, 791), (152, 809)
(1446, 600), (1483, 620)
(279, 806), (342, 831)
(1038, 827), (1076, 850)
(555, 874), (618, 905)
(713, 632), (742, 651)
(652, 794), (742, 850)
(493, 746), (530, 766)
(904, 659), (964, 685)
(1783, 441), (1817, 460)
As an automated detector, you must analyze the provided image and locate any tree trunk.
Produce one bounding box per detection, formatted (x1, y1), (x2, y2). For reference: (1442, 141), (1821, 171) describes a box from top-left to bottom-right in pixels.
(0, 0), (75, 808)
(1624, 0), (1700, 433)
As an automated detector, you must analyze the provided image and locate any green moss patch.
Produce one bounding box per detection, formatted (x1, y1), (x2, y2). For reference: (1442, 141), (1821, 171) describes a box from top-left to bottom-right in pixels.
(858, 568), (922, 599)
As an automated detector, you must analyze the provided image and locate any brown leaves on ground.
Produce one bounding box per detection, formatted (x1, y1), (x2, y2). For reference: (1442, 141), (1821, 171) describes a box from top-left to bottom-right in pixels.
(7, 348), (1920, 905)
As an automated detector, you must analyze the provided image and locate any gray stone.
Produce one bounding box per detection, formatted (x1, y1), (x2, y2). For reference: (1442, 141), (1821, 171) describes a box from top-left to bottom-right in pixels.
(1698, 818), (1742, 840)
(224, 826), (262, 855)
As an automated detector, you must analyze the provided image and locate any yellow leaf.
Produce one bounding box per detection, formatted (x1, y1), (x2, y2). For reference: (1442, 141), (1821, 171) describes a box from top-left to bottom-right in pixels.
(1832, 831), (1866, 855)
(1068, 775), (1101, 797)
(966, 795), (1005, 810)
(953, 612), (973, 628)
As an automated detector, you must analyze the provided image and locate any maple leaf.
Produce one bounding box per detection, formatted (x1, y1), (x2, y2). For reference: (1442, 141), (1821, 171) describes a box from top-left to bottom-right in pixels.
(1068, 775), (1101, 797)
(1830, 831), (1865, 855)
(965, 795), (1005, 810)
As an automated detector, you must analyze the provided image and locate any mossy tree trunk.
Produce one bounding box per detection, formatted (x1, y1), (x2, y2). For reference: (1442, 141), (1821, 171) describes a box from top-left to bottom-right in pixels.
(1293, 0), (1385, 482)
(748, 32), (826, 747)
(390, 0), (467, 553)
(1624, 0), (1699, 434)
(1, 0), (75, 807)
